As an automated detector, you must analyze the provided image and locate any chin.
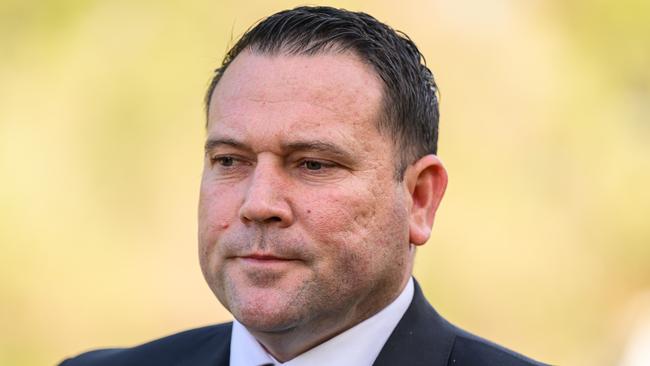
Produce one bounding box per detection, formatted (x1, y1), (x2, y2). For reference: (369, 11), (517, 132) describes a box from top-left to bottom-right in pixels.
(235, 305), (304, 333)
(221, 283), (305, 332)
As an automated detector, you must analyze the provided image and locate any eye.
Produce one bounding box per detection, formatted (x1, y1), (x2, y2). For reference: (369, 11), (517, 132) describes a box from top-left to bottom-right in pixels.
(209, 155), (249, 170)
(213, 156), (235, 167)
(297, 159), (339, 176)
(299, 159), (337, 172)
(303, 160), (323, 170)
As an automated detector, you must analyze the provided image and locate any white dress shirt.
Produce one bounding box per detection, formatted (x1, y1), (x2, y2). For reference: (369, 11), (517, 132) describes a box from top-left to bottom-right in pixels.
(229, 277), (414, 366)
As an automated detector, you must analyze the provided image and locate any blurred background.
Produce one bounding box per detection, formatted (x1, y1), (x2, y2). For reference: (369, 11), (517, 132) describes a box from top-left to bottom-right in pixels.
(1, 0), (649, 364)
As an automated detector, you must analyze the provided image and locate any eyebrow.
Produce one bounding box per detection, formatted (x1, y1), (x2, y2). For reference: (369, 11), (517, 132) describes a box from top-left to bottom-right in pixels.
(204, 138), (250, 154)
(204, 138), (354, 162)
(282, 141), (353, 159)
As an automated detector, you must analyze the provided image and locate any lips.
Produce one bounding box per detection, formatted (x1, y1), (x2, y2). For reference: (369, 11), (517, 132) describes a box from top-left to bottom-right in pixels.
(219, 232), (311, 263)
(232, 250), (304, 267)
(237, 254), (301, 265)
(242, 254), (288, 261)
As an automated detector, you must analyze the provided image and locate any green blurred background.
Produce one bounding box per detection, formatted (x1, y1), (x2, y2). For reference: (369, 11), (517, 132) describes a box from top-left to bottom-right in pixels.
(1, 0), (649, 365)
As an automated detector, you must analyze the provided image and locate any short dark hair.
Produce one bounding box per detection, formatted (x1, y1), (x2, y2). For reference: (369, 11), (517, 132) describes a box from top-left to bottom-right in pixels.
(205, 6), (439, 179)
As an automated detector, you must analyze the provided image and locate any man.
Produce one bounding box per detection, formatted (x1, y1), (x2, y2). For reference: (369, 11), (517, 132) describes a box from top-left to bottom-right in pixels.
(61, 6), (547, 366)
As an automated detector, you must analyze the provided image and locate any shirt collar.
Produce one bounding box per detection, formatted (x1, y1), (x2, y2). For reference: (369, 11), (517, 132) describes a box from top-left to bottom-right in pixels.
(230, 277), (414, 366)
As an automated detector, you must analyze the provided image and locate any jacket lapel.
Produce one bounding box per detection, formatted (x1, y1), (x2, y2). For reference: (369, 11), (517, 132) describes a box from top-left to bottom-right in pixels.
(373, 280), (456, 366)
(178, 322), (232, 366)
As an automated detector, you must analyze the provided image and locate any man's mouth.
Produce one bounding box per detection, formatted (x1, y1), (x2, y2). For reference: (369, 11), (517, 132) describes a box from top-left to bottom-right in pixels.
(244, 254), (286, 260)
(235, 253), (300, 264)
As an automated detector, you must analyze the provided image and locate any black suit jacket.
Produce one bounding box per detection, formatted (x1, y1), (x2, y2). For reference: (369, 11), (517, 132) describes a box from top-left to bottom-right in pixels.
(60, 281), (548, 365)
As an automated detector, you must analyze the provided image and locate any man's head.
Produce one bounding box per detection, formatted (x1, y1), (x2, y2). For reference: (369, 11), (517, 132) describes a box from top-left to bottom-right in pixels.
(204, 6), (440, 179)
(198, 6), (447, 360)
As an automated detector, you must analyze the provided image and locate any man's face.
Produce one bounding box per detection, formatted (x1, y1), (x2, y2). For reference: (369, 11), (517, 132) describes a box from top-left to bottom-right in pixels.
(198, 50), (414, 336)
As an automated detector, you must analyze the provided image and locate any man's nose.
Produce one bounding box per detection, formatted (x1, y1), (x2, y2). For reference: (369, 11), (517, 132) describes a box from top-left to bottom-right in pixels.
(238, 160), (293, 227)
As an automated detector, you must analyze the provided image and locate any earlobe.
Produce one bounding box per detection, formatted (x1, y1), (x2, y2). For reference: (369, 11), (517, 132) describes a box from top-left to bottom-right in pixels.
(405, 155), (448, 246)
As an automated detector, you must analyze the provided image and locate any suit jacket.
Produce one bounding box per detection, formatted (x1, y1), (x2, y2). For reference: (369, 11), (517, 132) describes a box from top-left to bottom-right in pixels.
(60, 281), (548, 365)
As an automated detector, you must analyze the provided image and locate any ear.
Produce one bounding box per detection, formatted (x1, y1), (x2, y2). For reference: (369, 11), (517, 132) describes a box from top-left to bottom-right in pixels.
(403, 155), (448, 246)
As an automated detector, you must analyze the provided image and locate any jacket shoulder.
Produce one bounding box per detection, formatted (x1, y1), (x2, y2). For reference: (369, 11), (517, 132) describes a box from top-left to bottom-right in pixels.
(448, 329), (549, 366)
(375, 280), (549, 366)
(59, 323), (232, 366)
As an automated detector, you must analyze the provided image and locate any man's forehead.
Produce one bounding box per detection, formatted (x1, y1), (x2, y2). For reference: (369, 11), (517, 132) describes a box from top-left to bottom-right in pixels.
(208, 50), (384, 116)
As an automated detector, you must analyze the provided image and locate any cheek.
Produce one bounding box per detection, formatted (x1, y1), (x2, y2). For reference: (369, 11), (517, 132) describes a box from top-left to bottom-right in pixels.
(303, 189), (378, 253)
(198, 182), (240, 252)
(304, 181), (408, 257)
